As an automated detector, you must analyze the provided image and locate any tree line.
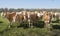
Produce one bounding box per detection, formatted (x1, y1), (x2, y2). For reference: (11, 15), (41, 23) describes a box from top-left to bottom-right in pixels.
(0, 8), (60, 12)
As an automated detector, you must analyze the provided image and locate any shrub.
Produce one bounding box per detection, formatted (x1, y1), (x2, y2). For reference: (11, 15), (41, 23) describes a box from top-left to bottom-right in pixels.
(33, 21), (44, 28)
(52, 25), (60, 29)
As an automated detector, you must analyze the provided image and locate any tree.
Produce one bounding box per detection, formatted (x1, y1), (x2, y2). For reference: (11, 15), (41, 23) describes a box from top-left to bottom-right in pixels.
(0, 8), (4, 12)
(4, 8), (8, 12)
(17, 8), (21, 12)
(9, 8), (15, 12)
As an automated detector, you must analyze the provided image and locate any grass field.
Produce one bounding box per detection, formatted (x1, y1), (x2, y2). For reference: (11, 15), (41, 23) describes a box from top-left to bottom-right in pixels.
(0, 13), (60, 36)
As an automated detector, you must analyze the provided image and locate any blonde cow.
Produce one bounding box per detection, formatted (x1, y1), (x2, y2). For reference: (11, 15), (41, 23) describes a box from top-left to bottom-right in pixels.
(43, 12), (51, 31)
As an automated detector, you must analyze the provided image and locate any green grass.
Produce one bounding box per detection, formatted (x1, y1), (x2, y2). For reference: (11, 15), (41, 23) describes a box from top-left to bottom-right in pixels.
(0, 13), (60, 36)
(0, 13), (9, 32)
(2, 28), (60, 36)
(0, 13), (9, 24)
(2, 28), (48, 36)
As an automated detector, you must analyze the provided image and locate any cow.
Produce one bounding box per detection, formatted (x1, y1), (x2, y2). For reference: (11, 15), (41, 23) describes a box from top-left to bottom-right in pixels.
(54, 12), (60, 22)
(15, 12), (24, 22)
(16, 11), (35, 28)
(26, 11), (43, 27)
(43, 12), (51, 31)
(1, 12), (16, 28)
(25, 11), (44, 28)
(23, 11), (28, 22)
(0, 12), (3, 17)
(35, 12), (43, 20)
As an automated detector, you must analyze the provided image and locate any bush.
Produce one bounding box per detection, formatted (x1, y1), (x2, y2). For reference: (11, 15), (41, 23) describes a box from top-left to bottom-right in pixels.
(0, 21), (3, 23)
(11, 21), (29, 28)
(52, 25), (60, 29)
(33, 21), (44, 28)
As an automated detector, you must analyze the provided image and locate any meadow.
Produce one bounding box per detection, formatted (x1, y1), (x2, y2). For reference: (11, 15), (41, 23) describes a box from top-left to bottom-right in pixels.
(0, 13), (60, 36)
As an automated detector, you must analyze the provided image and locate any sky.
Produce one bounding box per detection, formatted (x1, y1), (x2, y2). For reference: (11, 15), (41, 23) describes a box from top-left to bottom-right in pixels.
(0, 0), (60, 9)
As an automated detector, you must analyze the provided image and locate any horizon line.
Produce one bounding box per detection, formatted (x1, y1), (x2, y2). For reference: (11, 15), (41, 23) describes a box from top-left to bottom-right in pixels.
(0, 8), (60, 9)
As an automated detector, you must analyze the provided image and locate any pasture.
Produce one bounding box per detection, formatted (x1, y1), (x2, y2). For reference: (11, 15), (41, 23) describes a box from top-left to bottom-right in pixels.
(0, 13), (60, 36)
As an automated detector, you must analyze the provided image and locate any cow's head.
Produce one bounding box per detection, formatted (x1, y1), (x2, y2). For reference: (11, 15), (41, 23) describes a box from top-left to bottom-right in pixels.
(1, 12), (9, 18)
(1, 12), (6, 18)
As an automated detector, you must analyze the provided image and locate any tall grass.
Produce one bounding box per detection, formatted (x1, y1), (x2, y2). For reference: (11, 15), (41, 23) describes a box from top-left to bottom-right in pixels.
(0, 13), (60, 36)
(0, 13), (9, 32)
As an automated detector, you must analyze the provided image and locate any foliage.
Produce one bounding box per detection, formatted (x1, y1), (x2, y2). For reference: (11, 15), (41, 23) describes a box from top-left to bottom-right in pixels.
(0, 12), (60, 36)
(0, 8), (60, 12)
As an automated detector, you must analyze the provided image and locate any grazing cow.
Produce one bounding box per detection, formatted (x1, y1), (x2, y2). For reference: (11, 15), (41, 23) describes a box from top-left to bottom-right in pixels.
(2, 12), (16, 28)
